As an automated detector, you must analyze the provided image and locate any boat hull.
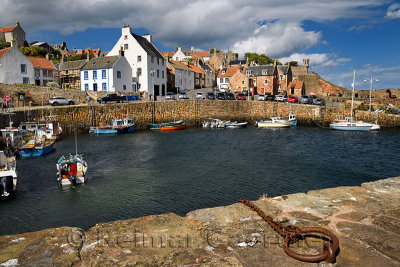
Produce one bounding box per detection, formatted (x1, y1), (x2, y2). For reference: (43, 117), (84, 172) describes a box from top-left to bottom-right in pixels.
(18, 142), (54, 157)
(329, 121), (380, 131)
(58, 176), (86, 186)
(226, 122), (248, 128)
(160, 125), (186, 131)
(257, 122), (292, 128)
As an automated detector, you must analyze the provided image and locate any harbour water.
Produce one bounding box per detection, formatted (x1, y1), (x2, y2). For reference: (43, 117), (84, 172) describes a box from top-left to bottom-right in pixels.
(1, 127), (400, 236)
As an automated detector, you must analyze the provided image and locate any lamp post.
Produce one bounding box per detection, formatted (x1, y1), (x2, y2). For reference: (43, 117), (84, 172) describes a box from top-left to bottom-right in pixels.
(364, 75), (379, 112)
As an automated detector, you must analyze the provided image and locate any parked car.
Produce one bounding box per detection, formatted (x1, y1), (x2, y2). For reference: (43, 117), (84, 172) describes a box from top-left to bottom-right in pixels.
(165, 92), (175, 100)
(266, 94), (275, 101)
(178, 92), (188, 99)
(258, 94), (266, 101)
(206, 92), (215, 100)
(49, 96), (75, 106)
(97, 93), (125, 104)
(236, 93), (246, 100)
(313, 98), (326, 105)
(196, 92), (204, 99)
(242, 90), (248, 96)
(287, 96), (298, 103)
(275, 95), (288, 102)
(217, 92), (227, 100)
(299, 95), (313, 104)
(226, 92), (235, 100)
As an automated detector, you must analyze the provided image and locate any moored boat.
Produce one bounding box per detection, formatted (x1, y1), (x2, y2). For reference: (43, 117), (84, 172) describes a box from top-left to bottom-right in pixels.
(257, 117), (292, 128)
(57, 154), (88, 186)
(0, 151), (17, 198)
(18, 138), (55, 157)
(203, 119), (231, 128)
(159, 122), (186, 131)
(226, 121), (248, 128)
(149, 120), (184, 130)
(90, 118), (135, 134)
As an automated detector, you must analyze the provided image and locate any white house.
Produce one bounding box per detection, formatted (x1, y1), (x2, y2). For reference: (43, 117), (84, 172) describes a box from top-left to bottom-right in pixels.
(80, 55), (133, 93)
(0, 41), (34, 84)
(108, 26), (167, 99)
(27, 56), (56, 86)
(217, 66), (239, 91)
(172, 47), (190, 61)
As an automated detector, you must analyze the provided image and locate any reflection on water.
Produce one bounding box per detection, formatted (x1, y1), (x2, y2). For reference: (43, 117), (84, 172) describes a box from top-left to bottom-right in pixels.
(0, 127), (399, 235)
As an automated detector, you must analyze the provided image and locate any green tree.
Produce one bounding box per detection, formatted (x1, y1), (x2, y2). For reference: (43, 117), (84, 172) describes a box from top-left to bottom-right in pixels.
(244, 52), (281, 65)
(18, 46), (47, 57)
(0, 41), (11, 49)
(284, 61), (298, 66)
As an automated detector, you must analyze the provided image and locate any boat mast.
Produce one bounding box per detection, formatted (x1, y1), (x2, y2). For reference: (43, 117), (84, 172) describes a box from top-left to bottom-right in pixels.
(75, 131), (78, 155)
(350, 68), (356, 121)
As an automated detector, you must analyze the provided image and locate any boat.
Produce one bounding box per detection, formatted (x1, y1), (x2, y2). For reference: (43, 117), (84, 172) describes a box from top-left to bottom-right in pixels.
(57, 133), (88, 187)
(149, 120), (184, 130)
(202, 119), (231, 128)
(1, 120), (24, 150)
(90, 118), (135, 134)
(288, 114), (298, 126)
(57, 154), (88, 186)
(18, 138), (55, 157)
(257, 117), (293, 128)
(329, 69), (380, 131)
(0, 151), (17, 198)
(226, 121), (248, 128)
(46, 120), (63, 141)
(159, 122), (186, 131)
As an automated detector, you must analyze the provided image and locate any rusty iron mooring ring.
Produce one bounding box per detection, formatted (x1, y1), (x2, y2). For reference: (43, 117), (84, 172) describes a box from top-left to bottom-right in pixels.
(282, 227), (339, 263)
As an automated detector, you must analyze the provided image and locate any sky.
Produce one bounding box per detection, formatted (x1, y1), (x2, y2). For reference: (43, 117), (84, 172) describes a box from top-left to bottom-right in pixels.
(1, 0), (400, 90)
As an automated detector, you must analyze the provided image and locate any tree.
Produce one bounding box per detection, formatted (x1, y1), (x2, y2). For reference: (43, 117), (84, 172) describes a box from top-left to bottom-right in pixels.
(285, 61), (298, 66)
(0, 41), (10, 50)
(244, 52), (281, 65)
(18, 45), (47, 57)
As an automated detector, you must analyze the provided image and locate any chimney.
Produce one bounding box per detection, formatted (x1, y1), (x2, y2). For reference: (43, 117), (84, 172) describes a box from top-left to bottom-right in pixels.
(191, 46), (194, 52)
(10, 40), (17, 48)
(142, 34), (152, 43)
(119, 48), (124, 57)
(16, 21), (20, 26)
(61, 53), (66, 62)
(46, 53), (50, 60)
(87, 48), (91, 61)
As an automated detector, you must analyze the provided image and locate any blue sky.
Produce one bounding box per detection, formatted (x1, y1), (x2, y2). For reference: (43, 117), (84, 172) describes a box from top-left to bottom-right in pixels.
(1, 0), (399, 89)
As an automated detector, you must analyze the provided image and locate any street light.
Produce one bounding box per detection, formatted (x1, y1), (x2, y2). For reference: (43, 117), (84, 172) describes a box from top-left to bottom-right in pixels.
(364, 75), (379, 112)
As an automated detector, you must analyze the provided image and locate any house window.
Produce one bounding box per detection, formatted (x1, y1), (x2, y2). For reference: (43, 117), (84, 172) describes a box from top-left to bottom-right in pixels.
(23, 77), (29, 84)
(225, 78), (229, 83)
(246, 70), (251, 75)
(222, 70), (225, 74)
(124, 44), (128, 50)
(196, 73), (199, 77)
(265, 80), (268, 84)
(35, 69), (40, 77)
(102, 83), (106, 91)
(66, 84), (69, 89)
(162, 71), (164, 79)
(196, 80), (199, 85)
(138, 83), (141, 89)
(137, 68), (142, 76)
(280, 75), (283, 80)
(137, 55), (141, 62)
(84, 71), (88, 80)
(123, 85), (126, 90)
(162, 60), (164, 66)
(175, 57), (178, 60)
(124, 35), (128, 40)
(220, 78), (223, 83)
(117, 71), (121, 78)
(157, 69), (159, 78)
(85, 84), (88, 91)
(93, 84), (98, 91)
(102, 70), (106, 79)
(66, 70), (69, 74)
(151, 57), (154, 63)
(242, 81), (245, 85)
(43, 70), (48, 77)
(48, 70), (53, 77)
(93, 70), (97, 79)
(157, 58), (159, 65)
(21, 64), (27, 74)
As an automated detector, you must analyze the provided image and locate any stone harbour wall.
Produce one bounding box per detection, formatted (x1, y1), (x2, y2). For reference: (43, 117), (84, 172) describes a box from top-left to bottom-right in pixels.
(2, 100), (400, 133)
(1, 176), (399, 266)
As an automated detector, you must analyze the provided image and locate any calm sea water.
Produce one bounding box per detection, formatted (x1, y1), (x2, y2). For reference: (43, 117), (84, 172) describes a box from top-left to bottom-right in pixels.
(1, 127), (400, 235)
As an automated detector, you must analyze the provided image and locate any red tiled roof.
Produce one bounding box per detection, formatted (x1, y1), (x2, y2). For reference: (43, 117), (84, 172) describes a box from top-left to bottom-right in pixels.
(27, 57), (56, 70)
(75, 49), (100, 56)
(217, 66), (239, 78)
(188, 64), (205, 74)
(193, 51), (210, 57)
(0, 26), (16, 33)
(288, 81), (304, 89)
(0, 48), (10, 59)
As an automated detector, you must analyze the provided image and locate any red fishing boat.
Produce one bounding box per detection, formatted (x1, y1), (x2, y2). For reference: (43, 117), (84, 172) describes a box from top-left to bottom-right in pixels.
(159, 123), (186, 131)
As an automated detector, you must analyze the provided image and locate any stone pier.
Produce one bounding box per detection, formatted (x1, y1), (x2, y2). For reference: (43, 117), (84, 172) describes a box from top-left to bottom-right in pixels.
(1, 176), (399, 266)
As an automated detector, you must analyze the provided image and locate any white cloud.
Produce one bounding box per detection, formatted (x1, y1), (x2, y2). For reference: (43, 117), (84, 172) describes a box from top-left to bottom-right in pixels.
(231, 22), (322, 58)
(279, 53), (351, 69)
(386, 3), (400, 19)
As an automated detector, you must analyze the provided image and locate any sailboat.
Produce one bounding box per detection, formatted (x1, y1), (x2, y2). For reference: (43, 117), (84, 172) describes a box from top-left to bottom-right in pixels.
(329, 69), (380, 131)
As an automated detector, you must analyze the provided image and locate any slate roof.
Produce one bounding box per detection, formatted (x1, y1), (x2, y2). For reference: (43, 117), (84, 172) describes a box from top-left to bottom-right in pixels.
(131, 32), (164, 59)
(229, 60), (247, 65)
(27, 57), (56, 70)
(59, 60), (87, 71)
(81, 56), (120, 70)
(246, 65), (275, 77)
(199, 62), (213, 72)
(0, 48), (10, 59)
(277, 65), (289, 75)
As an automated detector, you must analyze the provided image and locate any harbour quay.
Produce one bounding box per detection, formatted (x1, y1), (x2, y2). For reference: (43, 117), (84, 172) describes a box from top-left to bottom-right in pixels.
(1, 176), (399, 266)
(2, 100), (400, 134)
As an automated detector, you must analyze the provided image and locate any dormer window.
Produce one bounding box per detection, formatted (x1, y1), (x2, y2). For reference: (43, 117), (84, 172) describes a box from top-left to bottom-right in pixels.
(262, 70), (268, 75)
(222, 70), (225, 74)
(124, 35), (128, 40)
(246, 70), (251, 75)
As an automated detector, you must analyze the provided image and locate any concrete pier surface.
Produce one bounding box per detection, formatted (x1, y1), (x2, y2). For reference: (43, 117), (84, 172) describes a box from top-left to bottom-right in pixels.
(1, 176), (399, 266)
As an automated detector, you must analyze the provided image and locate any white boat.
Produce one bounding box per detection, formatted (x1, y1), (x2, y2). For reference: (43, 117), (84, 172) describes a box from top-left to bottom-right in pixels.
(203, 119), (231, 128)
(257, 117), (292, 128)
(0, 151), (17, 198)
(226, 121), (248, 128)
(329, 69), (380, 131)
(56, 133), (88, 187)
